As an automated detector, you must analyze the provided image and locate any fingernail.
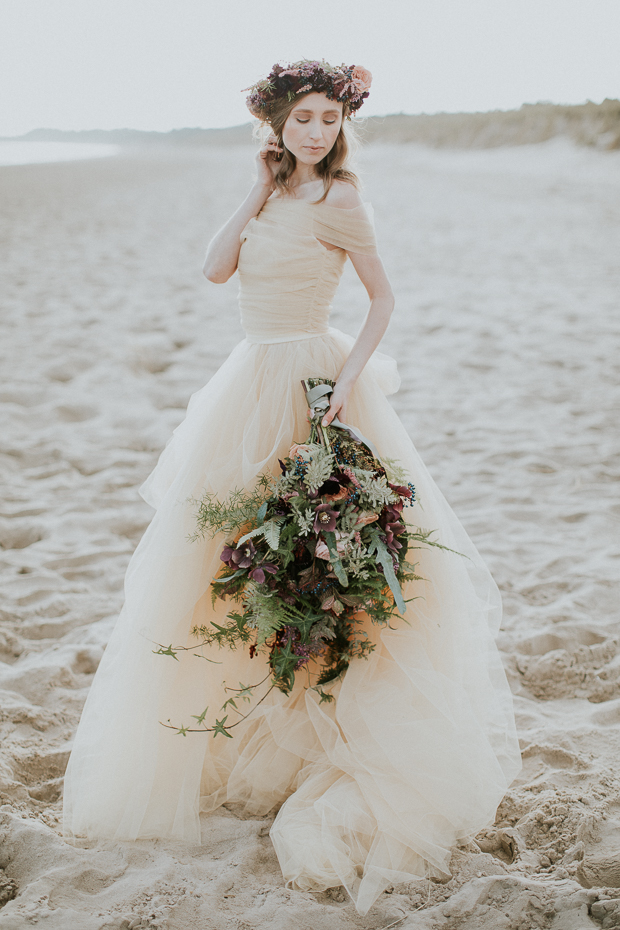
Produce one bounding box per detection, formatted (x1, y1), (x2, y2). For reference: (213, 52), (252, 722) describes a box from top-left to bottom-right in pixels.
(322, 419), (328, 426)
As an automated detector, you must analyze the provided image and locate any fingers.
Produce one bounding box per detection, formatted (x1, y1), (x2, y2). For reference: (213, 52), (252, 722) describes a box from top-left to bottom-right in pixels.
(322, 382), (351, 426)
(322, 403), (347, 427)
(260, 138), (283, 158)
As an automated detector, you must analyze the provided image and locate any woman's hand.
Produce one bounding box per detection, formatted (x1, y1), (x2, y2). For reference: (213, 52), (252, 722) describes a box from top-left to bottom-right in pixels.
(322, 382), (352, 427)
(255, 134), (283, 189)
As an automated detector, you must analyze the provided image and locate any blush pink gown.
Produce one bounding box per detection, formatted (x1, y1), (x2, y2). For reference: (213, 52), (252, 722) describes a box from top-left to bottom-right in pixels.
(63, 198), (521, 916)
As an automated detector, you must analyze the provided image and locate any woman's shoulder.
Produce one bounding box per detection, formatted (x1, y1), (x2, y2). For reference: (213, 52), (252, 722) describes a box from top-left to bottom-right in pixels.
(311, 181), (376, 255)
(322, 179), (364, 210)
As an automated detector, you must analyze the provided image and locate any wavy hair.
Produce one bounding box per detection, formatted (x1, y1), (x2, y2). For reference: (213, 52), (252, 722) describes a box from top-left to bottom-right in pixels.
(259, 94), (361, 204)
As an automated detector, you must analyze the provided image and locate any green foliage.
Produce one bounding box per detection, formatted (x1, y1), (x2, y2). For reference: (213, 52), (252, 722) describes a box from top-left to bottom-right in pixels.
(246, 591), (287, 645)
(381, 457), (410, 484)
(354, 471), (398, 509)
(275, 521), (300, 569)
(323, 531), (349, 587)
(190, 612), (252, 650)
(270, 639), (297, 693)
(212, 717), (233, 739)
(366, 526), (406, 615)
(192, 475), (273, 540)
(303, 446), (335, 492)
(157, 379), (457, 739)
(153, 643), (179, 660)
(237, 517), (283, 550)
(263, 519), (282, 550)
(295, 506), (315, 536)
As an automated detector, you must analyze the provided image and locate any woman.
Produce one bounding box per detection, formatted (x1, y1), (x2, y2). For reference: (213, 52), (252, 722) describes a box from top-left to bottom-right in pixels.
(63, 60), (521, 916)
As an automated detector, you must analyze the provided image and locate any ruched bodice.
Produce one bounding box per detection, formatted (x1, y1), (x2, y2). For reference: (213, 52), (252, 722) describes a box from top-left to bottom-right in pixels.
(238, 199), (377, 343)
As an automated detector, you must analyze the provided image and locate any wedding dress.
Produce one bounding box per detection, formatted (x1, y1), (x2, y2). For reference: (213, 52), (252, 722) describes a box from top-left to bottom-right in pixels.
(62, 197), (521, 915)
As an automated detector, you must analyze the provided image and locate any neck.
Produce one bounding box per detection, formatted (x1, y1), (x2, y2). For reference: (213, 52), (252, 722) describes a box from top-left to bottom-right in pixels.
(291, 164), (320, 187)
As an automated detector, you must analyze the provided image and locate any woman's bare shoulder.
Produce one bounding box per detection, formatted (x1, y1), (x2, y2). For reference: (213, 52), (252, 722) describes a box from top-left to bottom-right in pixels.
(323, 179), (364, 209)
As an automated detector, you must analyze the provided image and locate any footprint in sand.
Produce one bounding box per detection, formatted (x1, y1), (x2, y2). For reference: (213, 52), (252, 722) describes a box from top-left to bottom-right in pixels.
(517, 639), (620, 702)
(128, 344), (173, 375)
(54, 404), (99, 422)
(45, 356), (93, 383)
(12, 749), (70, 804)
(0, 387), (48, 408)
(0, 522), (45, 550)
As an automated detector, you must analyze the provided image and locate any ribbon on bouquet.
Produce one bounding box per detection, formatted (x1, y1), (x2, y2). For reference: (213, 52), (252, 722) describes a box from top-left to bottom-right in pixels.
(304, 382), (380, 459)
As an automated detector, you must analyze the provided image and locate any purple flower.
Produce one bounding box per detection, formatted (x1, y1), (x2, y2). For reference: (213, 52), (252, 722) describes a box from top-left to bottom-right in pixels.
(381, 504), (403, 527)
(384, 521), (405, 552)
(279, 625), (325, 669)
(313, 504), (339, 534)
(388, 482), (416, 506)
(231, 540), (256, 569)
(389, 482), (412, 499)
(220, 545), (235, 565)
(249, 563), (278, 584)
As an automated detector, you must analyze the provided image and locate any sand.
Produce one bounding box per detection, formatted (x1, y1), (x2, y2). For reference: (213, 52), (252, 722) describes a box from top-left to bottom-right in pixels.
(0, 138), (619, 929)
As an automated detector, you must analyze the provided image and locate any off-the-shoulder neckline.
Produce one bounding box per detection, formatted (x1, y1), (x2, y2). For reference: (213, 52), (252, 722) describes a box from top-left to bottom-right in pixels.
(264, 198), (371, 212)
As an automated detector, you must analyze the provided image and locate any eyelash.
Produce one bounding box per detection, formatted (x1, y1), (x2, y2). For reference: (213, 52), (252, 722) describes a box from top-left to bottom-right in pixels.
(296, 119), (337, 125)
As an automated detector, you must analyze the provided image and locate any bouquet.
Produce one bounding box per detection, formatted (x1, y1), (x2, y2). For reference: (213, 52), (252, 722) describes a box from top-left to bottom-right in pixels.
(155, 379), (446, 738)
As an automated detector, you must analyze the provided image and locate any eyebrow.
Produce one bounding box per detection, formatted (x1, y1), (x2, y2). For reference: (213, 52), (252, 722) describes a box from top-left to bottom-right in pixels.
(293, 108), (341, 116)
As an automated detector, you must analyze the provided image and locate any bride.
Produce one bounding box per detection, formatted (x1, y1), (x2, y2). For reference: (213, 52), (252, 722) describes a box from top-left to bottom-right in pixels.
(63, 60), (521, 916)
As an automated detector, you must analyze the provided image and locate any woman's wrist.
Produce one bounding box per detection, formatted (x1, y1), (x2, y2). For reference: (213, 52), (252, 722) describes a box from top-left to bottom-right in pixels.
(251, 180), (274, 200)
(335, 372), (357, 393)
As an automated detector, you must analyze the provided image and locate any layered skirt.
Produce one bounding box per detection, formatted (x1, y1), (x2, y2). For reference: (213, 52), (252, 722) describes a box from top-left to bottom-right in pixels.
(63, 327), (520, 915)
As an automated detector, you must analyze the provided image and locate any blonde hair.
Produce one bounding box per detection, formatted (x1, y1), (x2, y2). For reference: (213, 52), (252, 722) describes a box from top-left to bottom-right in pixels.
(259, 93), (361, 204)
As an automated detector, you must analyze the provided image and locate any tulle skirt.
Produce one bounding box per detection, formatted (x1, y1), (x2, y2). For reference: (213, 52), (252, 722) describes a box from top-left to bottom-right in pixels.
(62, 326), (521, 916)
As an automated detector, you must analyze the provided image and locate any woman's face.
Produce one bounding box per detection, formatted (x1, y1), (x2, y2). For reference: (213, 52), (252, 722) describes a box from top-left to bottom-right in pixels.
(281, 93), (343, 167)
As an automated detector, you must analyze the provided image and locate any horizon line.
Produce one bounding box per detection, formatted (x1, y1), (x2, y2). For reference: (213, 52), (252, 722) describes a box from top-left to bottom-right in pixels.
(2, 98), (619, 140)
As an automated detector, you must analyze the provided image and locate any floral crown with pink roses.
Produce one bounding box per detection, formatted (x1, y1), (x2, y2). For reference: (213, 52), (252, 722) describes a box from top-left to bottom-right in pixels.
(244, 59), (372, 121)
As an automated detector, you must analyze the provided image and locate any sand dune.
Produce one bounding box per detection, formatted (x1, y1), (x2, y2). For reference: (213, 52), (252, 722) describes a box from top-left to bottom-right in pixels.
(0, 139), (619, 928)
(11, 98), (620, 152)
(361, 99), (620, 149)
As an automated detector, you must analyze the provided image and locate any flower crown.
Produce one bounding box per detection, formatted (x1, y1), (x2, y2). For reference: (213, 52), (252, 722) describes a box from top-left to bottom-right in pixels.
(244, 59), (372, 121)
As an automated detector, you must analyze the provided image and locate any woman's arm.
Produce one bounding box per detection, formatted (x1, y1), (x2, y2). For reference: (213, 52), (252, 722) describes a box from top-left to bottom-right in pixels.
(322, 250), (395, 426)
(203, 137), (283, 283)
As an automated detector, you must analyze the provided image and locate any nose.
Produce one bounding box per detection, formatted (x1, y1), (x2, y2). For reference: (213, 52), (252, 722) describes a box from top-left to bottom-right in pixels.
(308, 120), (323, 141)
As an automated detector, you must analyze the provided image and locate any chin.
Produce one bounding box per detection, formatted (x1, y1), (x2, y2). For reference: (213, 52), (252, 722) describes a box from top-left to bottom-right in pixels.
(297, 154), (324, 167)
(296, 147), (325, 158)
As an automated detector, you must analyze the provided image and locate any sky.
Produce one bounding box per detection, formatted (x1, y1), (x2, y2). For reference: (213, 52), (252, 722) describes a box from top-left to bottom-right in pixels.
(0, 0), (619, 136)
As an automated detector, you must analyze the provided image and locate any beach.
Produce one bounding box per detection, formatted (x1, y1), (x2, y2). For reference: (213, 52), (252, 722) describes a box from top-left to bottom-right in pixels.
(1, 138), (619, 929)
